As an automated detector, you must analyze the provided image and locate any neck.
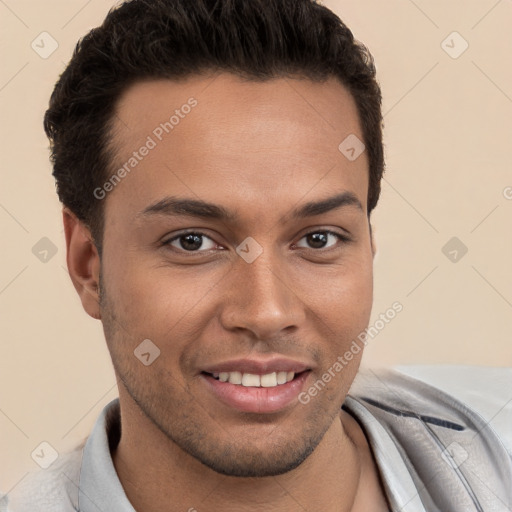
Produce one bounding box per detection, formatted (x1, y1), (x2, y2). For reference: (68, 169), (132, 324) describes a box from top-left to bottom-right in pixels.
(112, 389), (386, 512)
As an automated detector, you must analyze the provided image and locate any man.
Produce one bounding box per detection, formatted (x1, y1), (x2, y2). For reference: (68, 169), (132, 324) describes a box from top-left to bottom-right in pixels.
(4, 0), (511, 510)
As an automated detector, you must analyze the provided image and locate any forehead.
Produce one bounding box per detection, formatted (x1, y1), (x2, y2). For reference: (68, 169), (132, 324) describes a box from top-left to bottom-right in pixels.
(112, 73), (362, 150)
(106, 73), (368, 220)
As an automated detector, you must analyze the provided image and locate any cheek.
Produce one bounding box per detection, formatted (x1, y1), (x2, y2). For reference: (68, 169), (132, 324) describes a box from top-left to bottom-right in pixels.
(296, 251), (373, 320)
(103, 251), (228, 345)
(101, 263), (222, 387)
(102, 235), (373, 353)
(295, 255), (374, 380)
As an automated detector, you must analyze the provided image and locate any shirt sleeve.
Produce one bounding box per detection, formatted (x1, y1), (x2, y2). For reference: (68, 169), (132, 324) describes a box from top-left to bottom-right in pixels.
(394, 365), (512, 457)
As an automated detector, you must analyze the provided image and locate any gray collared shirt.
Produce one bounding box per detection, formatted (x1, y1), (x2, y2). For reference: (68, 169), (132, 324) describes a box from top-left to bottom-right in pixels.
(4, 366), (512, 512)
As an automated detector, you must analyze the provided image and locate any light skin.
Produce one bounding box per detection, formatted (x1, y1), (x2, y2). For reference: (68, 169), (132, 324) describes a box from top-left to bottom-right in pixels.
(64, 73), (389, 511)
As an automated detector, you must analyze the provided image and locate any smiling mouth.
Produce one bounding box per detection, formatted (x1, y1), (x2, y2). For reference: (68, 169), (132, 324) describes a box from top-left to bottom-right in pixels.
(202, 370), (307, 388)
(201, 369), (311, 413)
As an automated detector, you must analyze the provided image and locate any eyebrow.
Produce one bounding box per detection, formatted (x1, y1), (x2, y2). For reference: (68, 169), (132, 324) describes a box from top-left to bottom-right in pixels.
(138, 191), (363, 223)
(290, 191), (363, 219)
(138, 197), (236, 221)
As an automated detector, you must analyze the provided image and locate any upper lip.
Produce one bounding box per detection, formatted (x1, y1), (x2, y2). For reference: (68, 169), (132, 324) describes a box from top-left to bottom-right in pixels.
(201, 357), (312, 375)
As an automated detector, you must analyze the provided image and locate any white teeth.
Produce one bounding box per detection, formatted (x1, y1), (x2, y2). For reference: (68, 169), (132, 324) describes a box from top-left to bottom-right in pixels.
(260, 372), (277, 387)
(212, 370), (296, 387)
(228, 371), (242, 385)
(276, 371), (287, 384)
(242, 373), (261, 387)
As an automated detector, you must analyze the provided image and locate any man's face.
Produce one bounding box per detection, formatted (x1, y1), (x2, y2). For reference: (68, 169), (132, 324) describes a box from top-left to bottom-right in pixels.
(98, 73), (374, 477)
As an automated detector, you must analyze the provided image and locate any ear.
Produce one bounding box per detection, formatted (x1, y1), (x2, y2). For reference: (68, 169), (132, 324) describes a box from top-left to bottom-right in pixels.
(63, 208), (102, 320)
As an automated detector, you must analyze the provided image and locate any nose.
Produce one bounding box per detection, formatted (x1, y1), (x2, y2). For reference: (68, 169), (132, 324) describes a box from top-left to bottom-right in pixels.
(219, 249), (306, 340)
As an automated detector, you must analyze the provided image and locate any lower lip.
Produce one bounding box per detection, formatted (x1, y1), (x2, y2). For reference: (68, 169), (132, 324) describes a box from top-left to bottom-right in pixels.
(201, 372), (310, 413)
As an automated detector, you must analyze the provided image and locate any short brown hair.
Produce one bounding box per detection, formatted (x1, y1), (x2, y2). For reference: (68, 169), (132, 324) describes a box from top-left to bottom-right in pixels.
(44, 0), (384, 252)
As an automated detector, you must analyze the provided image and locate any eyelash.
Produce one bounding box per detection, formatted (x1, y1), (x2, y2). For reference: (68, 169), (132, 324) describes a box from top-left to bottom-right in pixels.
(162, 229), (351, 254)
(294, 230), (351, 248)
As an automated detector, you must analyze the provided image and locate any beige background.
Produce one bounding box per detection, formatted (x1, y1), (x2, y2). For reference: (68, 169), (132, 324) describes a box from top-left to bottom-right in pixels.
(1, 0), (511, 492)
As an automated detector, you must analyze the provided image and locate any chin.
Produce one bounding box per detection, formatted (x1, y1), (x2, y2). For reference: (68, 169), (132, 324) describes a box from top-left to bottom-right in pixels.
(192, 439), (318, 478)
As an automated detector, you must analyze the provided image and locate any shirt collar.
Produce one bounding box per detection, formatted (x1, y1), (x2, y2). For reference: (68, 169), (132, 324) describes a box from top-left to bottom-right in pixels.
(77, 388), (421, 512)
(78, 398), (135, 512)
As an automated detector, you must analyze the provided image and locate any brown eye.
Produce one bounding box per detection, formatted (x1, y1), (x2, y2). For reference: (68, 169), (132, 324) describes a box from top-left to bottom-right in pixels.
(166, 232), (217, 252)
(306, 232), (328, 248)
(296, 231), (344, 250)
